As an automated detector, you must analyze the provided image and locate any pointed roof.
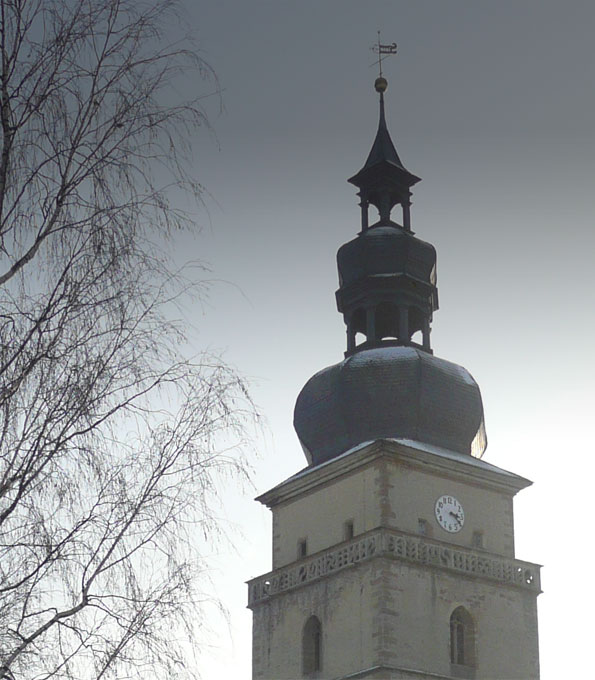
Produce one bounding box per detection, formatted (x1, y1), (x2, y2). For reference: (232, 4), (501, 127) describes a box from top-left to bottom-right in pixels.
(348, 82), (420, 192)
(361, 93), (405, 171)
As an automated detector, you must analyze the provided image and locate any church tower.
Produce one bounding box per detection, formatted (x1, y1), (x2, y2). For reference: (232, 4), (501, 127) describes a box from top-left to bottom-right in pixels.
(248, 74), (541, 680)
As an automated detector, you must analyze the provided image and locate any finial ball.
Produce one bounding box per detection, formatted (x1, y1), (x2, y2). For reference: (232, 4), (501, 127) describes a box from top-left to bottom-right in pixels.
(374, 76), (388, 93)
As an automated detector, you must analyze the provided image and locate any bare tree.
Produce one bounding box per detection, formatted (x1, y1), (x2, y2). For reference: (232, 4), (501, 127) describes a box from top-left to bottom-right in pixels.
(0, 1), (253, 677)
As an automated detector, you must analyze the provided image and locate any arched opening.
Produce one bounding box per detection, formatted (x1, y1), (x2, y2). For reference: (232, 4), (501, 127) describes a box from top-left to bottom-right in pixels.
(450, 606), (475, 674)
(350, 308), (367, 350)
(351, 308), (366, 335)
(302, 615), (322, 675)
(408, 305), (426, 338)
(375, 301), (399, 341)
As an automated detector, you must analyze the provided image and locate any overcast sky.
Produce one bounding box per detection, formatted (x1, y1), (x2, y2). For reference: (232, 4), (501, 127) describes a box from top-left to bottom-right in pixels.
(177, 2), (595, 678)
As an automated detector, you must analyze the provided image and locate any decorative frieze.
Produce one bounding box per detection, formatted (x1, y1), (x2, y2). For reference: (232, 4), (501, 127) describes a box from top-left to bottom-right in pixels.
(247, 528), (540, 606)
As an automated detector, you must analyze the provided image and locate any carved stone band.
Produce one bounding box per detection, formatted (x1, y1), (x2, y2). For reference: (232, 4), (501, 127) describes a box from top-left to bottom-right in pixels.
(247, 528), (540, 606)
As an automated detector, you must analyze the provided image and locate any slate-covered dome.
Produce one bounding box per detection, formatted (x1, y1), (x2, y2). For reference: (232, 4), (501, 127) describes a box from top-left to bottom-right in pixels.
(337, 224), (436, 289)
(294, 346), (486, 467)
(335, 225), (439, 346)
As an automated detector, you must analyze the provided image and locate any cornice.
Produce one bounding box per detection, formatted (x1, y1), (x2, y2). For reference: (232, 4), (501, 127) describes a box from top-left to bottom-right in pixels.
(256, 439), (531, 508)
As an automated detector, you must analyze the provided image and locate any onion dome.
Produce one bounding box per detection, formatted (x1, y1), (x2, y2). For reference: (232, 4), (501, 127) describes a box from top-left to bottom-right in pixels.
(294, 346), (487, 467)
(293, 75), (487, 467)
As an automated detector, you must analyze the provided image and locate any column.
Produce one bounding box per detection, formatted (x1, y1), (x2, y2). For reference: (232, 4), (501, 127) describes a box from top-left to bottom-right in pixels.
(399, 305), (409, 343)
(360, 196), (369, 231)
(422, 318), (431, 351)
(403, 196), (412, 231)
(347, 322), (356, 353)
(366, 307), (376, 344)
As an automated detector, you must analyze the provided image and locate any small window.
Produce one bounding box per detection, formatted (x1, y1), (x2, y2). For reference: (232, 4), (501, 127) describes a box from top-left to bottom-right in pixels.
(418, 518), (429, 536)
(472, 531), (484, 549)
(344, 519), (354, 541)
(450, 606), (475, 672)
(298, 539), (307, 559)
(303, 615), (322, 675)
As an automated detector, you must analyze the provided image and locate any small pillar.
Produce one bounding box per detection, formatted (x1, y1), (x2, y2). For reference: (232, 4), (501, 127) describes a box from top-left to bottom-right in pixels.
(399, 306), (410, 343)
(403, 199), (412, 232)
(378, 195), (391, 224)
(360, 198), (369, 231)
(347, 323), (356, 353)
(422, 318), (431, 351)
(366, 307), (376, 344)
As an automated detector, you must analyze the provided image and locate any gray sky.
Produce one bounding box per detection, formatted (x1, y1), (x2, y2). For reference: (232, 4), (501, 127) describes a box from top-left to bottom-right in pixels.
(178, 2), (595, 677)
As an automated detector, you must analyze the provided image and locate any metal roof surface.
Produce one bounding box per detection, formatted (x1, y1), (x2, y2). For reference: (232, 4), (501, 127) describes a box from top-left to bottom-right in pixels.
(294, 346), (486, 467)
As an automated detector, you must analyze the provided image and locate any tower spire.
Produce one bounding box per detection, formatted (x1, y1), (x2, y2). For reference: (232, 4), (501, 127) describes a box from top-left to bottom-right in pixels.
(349, 64), (420, 231)
(337, 69), (437, 355)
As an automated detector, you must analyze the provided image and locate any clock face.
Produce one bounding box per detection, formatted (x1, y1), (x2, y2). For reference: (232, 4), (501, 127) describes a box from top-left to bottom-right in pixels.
(435, 495), (465, 533)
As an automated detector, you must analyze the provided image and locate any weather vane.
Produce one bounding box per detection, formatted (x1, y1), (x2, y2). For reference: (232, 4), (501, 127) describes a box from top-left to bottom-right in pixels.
(371, 30), (397, 77)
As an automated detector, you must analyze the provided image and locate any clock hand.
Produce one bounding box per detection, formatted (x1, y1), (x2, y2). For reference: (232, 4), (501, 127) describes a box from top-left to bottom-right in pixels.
(449, 511), (462, 524)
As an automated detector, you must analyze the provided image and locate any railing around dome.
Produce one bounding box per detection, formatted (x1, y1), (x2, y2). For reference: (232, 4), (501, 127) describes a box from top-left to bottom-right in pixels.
(247, 527), (541, 607)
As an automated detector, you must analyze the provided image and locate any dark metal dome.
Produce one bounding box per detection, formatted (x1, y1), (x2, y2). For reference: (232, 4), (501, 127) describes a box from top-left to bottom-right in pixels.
(294, 346), (486, 467)
(336, 225), (438, 352)
(337, 224), (436, 288)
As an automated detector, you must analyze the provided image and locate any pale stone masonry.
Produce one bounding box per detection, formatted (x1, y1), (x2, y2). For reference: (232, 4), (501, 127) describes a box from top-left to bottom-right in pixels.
(249, 440), (540, 679)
